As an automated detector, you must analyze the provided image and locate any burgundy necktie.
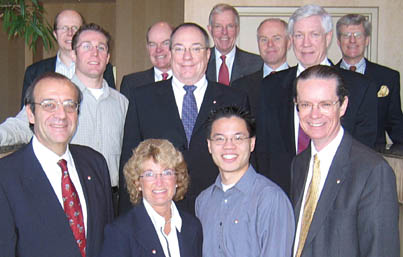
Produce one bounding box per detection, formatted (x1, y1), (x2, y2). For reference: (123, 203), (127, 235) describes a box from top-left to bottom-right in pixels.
(270, 71), (276, 75)
(349, 65), (357, 72)
(58, 159), (86, 257)
(218, 55), (230, 86)
(162, 72), (169, 80)
(297, 125), (310, 154)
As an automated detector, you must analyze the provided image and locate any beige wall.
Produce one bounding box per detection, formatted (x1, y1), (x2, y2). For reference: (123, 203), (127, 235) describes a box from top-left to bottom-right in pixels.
(185, 0), (403, 101)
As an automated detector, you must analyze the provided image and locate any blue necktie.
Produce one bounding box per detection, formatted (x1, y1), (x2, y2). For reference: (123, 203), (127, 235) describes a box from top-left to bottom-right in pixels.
(182, 85), (198, 145)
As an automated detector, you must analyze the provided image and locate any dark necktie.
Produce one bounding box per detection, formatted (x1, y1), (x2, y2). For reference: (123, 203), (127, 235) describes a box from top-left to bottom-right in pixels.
(297, 125), (310, 154)
(58, 159), (86, 257)
(182, 85), (198, 145)
(270, 70), (276, 75)
(349, 65), (357, 72)
(218, 55), (230, 85)
(162, 72), (169, 80)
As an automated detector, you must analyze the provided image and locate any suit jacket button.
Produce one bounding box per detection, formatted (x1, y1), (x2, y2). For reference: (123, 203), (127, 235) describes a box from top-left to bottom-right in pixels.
(152, 249), (157, 254)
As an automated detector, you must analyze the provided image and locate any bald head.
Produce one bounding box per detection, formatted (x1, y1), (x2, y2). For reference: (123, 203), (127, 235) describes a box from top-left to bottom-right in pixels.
(53, 10), (84, 52)
(146, 21), (173, 72)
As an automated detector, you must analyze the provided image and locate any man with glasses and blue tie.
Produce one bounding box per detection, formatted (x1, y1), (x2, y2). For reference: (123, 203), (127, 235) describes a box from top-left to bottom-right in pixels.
(21, 9), (115, 108)
(196, 106), (294, 257)
(119, 22), (249, 215)
(0, 72), (114, 257)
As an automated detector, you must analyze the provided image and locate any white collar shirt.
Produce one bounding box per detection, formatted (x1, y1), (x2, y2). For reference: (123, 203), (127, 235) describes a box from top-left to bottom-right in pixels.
(340, 58), (366, 75)
(293, 127), (344, 257)
(214, 46), (236, 81)
(263, 62), (289, 78)
(55, 51), (75, 79)
(143, 198), (182, 257)
(171, 75), (208, 118)
(154, 67), (173, 81)
(32, 135), (88, 234)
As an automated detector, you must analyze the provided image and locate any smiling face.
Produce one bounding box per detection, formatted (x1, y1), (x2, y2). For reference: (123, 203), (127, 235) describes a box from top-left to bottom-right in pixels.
(296, 77), (348, 151)
(208, 10), (239, 55)
(291, 15), (332, 68)
(257, 19), (290, 69)
(207, 116), (255, 183)
(337, 23), (369, 65)
(171, 26), (210, 85)
(147, 22), (172, 72)
(72, 30), (110, 80)
(139, 158), (176, 213)
(53, 10), (83, 53)
(27, 78), (79, 156)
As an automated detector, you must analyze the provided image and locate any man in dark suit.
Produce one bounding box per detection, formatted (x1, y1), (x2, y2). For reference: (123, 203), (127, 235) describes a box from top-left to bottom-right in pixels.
(119, 23), (249, 214)
(255, 4), (378, 195)
(290, 65), (399, 257)
(21, 9), (115, 108)
(0, 72), (114, 257)
(336, 14), (403, 145)
(232, 18), (290, 116)
(120, 21), (173, 99)
(206, 3), (262, 85)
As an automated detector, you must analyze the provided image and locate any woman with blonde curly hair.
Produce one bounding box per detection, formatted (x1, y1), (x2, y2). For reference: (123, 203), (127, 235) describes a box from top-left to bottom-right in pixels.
(99, 139), (202, 257)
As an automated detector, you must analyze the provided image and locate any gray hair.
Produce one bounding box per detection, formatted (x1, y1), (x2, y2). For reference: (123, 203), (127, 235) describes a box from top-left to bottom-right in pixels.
(288, 4), (333, 35)
(208, 3), (240, 26)
(336, 14), (372, 39)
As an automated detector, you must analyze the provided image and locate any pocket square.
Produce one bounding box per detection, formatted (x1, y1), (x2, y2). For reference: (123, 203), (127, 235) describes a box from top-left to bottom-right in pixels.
(377, 85), (389, 97)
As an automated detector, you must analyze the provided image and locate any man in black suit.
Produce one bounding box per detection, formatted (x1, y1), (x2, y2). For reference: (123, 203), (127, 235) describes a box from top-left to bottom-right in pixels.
(119, 23), (249, 214)
(206, 3), (263, 85)
(120, 21), (173, 99)
(336, 14), (403, 145)
(0, 72), (114, 257)
(21, 9), (115, 108)
(255, 4), (378, 195)
(291, 65), (399, 257)
(232, 18), (290, 116)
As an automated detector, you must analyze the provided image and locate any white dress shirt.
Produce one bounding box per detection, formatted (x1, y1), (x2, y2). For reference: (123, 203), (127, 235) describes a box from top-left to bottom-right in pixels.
(214, 46), (236, 81)
(55, 51), (75, 79)
(293, 128), (344, 257)
(143, 198), (182, 257)
(171, 75), (208, 118)
(154, 67), (173, 81)
(263, 62), (289, 78)
(32, 135), (88, 234)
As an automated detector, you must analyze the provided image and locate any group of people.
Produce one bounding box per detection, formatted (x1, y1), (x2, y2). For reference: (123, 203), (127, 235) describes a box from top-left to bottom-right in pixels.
(0, 2), (401, 257)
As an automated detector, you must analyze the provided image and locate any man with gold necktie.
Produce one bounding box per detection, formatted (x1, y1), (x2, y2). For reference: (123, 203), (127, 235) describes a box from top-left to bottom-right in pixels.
(0, 72), (113, 257)
(291, 65), (399, 257)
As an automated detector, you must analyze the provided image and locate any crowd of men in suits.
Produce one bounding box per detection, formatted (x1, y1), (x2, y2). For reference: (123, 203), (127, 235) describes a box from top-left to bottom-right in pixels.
(0, 2), (401, 257)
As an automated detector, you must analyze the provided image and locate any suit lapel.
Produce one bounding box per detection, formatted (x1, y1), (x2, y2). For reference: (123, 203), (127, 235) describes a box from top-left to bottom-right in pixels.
(21, 143), (80, 254)
(292, 148), (312, 221)
(231, 47), (242, 82)
(304, 134), (352, 245)
(207, 48), (217, 82)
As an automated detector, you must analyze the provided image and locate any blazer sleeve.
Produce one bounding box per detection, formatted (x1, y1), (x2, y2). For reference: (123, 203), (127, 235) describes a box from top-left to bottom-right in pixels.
(0, 181), (17, 257)
(99, 222), (132, 257)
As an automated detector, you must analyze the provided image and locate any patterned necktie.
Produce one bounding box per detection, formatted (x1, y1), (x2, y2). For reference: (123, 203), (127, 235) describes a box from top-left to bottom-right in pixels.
(297, 125), (310, 154)
(182, 85), (198, 145)
(349, 65), (357, 72)
(162, 72), (169, 80)
(58, 159), (86, 257)
(296, 154), (321, 257)
(218, 55), (230, 85)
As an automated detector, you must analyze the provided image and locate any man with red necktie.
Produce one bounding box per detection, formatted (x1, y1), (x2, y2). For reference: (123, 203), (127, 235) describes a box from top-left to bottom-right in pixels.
(0, 72), (113, 257)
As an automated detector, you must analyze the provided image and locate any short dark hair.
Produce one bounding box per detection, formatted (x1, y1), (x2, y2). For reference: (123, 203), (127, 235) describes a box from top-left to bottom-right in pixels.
(293, 65), (349, 104)
(336, 14), (372, 39)
(170, 22), (210, 49)
(72, 23), (111, 53)
(206, 106), (255, 138)
(53, 9), (85, 31)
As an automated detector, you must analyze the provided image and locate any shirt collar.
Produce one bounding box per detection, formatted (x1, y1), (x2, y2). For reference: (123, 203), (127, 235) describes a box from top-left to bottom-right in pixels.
(340, 58), (366, 74)
(143, 198), (182, 232)
(215, 46), (236, 60)
(311, 127), (344, 159)
(263, 62), (289, 77)
(154, 67), (172, 80)
(297, 58), (331, 77)
(32, 135), (72, 164)
(71, 74), (110, 99)
(213, 165), (255, 194)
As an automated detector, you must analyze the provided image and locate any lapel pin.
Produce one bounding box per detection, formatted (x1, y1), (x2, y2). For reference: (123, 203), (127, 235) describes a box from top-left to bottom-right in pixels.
(152, 249), (157, 254)
(87, 176), (91, 180)
(234, 219), (239, 224)
(213, 100), (217, 104)
(336, 179), (340, 184)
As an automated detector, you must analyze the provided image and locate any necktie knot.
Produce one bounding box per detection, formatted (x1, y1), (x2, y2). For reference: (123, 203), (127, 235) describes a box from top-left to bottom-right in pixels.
(349, 65), (357, 72)
(162, 72), (169, 80)
(183, 85), (196, 93)
(220, 55), (226, 63)
(58, 159), (68, 173)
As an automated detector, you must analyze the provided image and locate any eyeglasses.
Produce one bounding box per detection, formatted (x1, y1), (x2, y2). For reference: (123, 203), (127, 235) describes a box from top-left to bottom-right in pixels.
(295, 100), (339, 113)
(57, 26), (79, 33)
(76, 41), (108, 54)
(172, 45), (207, 55)
(209, 134), (251, 145)
(147, 40), (170, 49)
(340, 32), (364, 40)
(140, 169), (176, 181)
(32, 99), (79, 113)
